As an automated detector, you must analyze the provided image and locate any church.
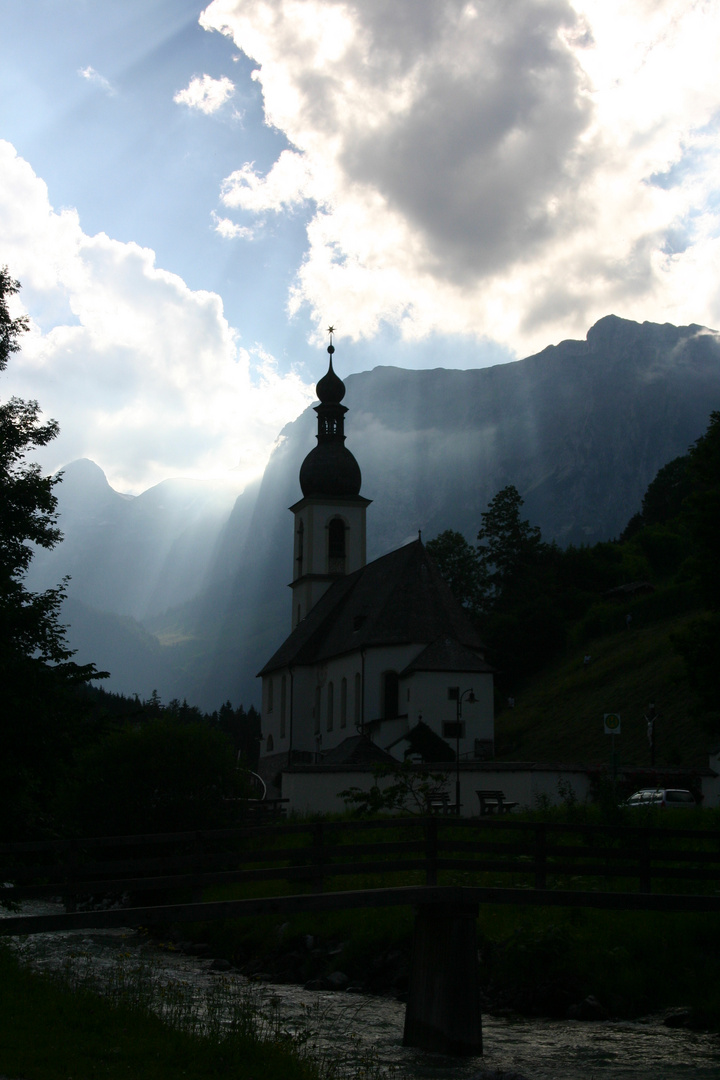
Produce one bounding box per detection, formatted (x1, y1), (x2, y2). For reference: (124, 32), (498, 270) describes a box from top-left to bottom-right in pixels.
(257, 337), (495, 792)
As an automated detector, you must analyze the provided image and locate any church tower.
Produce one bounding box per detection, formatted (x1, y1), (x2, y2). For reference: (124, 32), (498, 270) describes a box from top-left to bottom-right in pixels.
(289, 334), (371, 628)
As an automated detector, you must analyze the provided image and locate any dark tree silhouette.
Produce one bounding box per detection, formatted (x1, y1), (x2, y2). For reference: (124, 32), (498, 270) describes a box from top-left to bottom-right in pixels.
(0, 268), (105, 837)
(426, 529), (484, 613)
(476, 485), (545, 606)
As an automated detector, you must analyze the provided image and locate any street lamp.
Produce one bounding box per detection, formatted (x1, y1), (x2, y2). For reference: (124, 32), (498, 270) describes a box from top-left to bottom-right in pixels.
(446, 687), (476, 816)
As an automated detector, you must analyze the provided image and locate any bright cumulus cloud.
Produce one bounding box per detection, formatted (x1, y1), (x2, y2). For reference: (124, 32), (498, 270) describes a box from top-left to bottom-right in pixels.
(174, 73), (235, 113)
(201, 0), (720, 353)
(78, 65), (115, 95)
(0, 141), (315, 493)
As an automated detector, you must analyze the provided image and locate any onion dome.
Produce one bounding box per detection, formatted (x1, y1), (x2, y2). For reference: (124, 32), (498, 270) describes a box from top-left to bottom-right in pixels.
(316, 348), (345, 403)
(299, 343), (362, 498)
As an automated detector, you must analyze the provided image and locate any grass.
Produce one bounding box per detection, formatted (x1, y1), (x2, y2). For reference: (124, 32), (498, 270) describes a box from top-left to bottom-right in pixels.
(162, 808), (720, 1028)
(0, 943), (329, 1080)
(476, 904), (720, 1025)
(172, 883), (720, 1027)
(494, 609), (707, 766)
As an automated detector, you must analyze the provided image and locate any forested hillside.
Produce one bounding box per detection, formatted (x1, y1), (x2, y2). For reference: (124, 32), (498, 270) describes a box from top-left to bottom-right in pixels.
(429, 411), (720, 768)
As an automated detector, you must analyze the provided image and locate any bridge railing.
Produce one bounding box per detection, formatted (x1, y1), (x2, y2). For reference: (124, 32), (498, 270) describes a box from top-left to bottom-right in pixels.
(2, 815), (720, 916)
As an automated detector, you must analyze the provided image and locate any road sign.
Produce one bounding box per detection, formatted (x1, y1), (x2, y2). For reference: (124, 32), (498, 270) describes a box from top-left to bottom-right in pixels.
(604, 713), (621, 735)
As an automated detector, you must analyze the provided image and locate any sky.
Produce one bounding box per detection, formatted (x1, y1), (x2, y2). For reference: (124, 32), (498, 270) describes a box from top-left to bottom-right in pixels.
(1, 0), (719, 494)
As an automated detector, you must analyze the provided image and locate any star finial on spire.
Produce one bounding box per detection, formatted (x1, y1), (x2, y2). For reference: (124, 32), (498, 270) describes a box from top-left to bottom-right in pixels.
(326, 325), (336, 355)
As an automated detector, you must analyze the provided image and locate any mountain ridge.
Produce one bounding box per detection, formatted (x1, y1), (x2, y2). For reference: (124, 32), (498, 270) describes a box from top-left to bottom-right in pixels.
(27, 315), (720, 708)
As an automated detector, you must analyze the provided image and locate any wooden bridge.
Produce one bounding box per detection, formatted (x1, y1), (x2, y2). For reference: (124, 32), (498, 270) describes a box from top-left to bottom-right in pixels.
(3, 815), (720, 1055)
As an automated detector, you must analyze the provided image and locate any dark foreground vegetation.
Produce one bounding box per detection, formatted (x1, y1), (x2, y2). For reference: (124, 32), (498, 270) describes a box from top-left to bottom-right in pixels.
(0, 945), (320, 1080)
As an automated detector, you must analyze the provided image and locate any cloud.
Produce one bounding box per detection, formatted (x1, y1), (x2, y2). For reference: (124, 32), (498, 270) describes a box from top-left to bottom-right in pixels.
(212, 213), (255, 239)
(78, 65), (116, 95)
(0, 141), (315, 493)
(174, 74), (235, 114)
(221, 149), (317, 213)
(201, 0), (720, 353)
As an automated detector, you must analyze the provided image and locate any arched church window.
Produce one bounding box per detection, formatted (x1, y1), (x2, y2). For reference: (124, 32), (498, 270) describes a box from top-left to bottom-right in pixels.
(382, 671), (399, 720)
(354, 672), (361, 727)
(328, 517), (346, 573)
(267, 734), (274, 752)
(296, 520), (304, 577)
(327, 681), (334, 731)
(280, 675), (287, 738)
(340, 677), (347, 728)
(314, 686), (321, 734)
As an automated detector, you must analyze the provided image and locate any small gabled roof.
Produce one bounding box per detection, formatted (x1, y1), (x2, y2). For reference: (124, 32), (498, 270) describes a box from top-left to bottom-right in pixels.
(400, 636), (494, 676)
(320, 735), (396, 765)
(258, 539), (485, 676)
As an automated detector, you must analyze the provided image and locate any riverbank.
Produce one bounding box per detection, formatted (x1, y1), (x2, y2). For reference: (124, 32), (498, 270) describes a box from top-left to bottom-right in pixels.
(162, 901), (720, 1032)
(0, 931), (321, 1080)
(5, 920), (720, 1080)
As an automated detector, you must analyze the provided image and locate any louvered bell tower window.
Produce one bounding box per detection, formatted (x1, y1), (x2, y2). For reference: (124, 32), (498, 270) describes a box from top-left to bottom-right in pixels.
(328, 516), (346, 573)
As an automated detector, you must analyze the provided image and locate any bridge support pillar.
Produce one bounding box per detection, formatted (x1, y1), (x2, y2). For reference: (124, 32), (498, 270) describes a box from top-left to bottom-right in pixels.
(403, 901), (482, 1056)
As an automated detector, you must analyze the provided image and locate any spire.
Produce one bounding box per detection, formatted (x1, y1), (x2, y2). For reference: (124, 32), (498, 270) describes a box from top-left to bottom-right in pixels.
(316, 326), (345, 404)
(299, 330), (362, 498)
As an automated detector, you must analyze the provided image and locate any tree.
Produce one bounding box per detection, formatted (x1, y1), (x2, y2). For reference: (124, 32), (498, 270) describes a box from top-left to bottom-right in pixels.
(476, 485), (545, 605)
(426, 529), (484, 614)
(428, 488), (566, 685)
(340, 760), (451, 816)
(1, 266), (64, 660)
(58, 719), (240, 835)
(0, 268), (104, 837)
(683, 411), (720, 608)
(671, 412), (720, 728)
(0, 266), (29, 369)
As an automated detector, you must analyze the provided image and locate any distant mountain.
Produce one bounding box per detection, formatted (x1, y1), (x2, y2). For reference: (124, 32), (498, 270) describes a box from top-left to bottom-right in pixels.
(31, 316), (720, 709)
(25, 463), (257, 703)
(27, 460), (252, 621)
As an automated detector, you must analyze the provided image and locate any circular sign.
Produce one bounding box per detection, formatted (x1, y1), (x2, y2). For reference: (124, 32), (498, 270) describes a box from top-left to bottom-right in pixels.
(604, 712), (621, 733)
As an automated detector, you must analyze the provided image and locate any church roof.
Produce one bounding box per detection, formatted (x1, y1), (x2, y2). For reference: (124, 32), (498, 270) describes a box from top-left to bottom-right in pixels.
(320, 735), (397, 765)
(258, 539), (486, 675)
(400, 636), (494, 675)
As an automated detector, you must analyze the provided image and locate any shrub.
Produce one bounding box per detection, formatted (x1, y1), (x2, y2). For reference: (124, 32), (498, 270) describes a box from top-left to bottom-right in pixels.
(58, 719), (240, 835)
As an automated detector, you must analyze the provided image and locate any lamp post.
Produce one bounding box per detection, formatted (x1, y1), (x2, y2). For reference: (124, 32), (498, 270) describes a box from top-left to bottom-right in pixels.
(447, 687), (476, 816)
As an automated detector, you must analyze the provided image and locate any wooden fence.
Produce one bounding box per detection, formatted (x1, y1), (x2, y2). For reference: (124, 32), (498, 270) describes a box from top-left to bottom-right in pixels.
(3, 815), (720, 926)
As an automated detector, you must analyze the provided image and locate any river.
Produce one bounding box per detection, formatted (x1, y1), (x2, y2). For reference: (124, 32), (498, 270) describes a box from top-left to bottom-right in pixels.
(4, 903), (720, 1080)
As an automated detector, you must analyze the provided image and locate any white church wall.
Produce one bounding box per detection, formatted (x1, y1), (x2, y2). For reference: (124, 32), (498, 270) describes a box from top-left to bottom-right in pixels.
(361, 644), (424, 721)
(281, 763), (596, 816)
(310, 652), (364, 752)
(263, 652), (368, 757)
(403, 671), (494, 755)
(281, 766), (388, 816)
(263, 655), (496, 761)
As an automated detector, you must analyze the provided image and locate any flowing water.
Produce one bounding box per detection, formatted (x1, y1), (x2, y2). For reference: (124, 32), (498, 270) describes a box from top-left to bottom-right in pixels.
(4, 903), (720, 1080)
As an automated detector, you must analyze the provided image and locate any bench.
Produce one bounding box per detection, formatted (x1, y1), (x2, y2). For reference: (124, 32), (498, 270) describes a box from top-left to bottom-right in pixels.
(425, 792), (457, 815)
(476, 789), (518, 815)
